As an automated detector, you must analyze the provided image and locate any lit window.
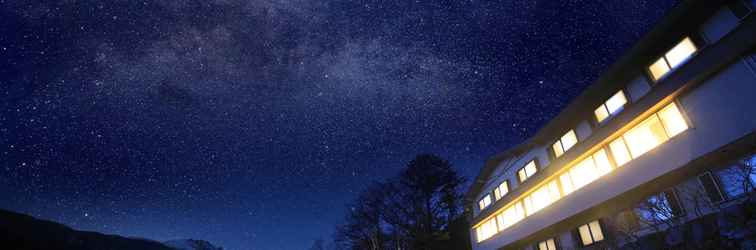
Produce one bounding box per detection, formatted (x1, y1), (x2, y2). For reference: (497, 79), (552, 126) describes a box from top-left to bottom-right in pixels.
(537, 238), (558, 250)
(476, 218), (498, 242)
(658, 102), (688, 137)
(478, 194), (492, 210)
(524, 180), (560, 216)
(649, 58), (670, 81)
(578, 220), (605, 246)
(623, 114), (668, 158)
(617, 102), (687, 161)
(552, 130), (578, 157)
(609, 137), (632, 166)
(518, 160), (538, 183)
(648, 37), (697, 81)
(665, 38), (697, 68)
(595, 91), (628, 123)
(559, 149), (615, 196)
(494, 181), (509, 200)
(497, 201), (525, 231)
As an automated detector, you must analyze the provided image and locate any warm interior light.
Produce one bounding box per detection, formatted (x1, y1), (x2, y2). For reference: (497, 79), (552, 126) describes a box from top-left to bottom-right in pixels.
(658, 102), (688, 137)
(589, 221), (604, 242)
(592, 149), (613, 176)
(594, 105), (610, 123)
(579, 224), (593, 245)
(665, 37), (697, 69)
(609, 138), (631, 166)
(623, 115), (668, 158)
(561, 130), (578, 152)
(605, 91), (627, 114)
(649, 57), (670, 81)
(552, 141), (565, 157)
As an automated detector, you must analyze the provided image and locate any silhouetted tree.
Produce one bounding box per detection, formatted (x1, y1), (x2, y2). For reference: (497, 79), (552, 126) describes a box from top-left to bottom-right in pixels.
(334, 154), (468, 250)
(309, 238), (325, 250)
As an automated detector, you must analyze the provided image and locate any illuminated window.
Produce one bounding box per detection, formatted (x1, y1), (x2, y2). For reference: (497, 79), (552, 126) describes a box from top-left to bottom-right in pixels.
(476, 218), (498, 242)
(578, 220), (605, 246)
(478, 194), (492, 210)
(611, 102), (687, 163)
(609, 137), (632, 166)
(494, 181), (509, 200)
(595, 91), (628, 123)
(658, 102), (688, 137)
(559, 149), (614, 196)
(648, 37), (697, 81)
(518, 160), (538, 183)
(552, 130), (578, 158)
(623, 114), (668, 158)
(497, 201), (525, 231)
(523, 180), (560, 216)
(537, 238), (558, 250)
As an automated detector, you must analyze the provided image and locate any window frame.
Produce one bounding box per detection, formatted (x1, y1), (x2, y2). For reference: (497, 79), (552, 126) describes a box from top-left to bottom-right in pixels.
(594, 90), (629, 125)
(698, 171), (726, 204)
(576, 220), (606, 247)
(517, 159), (539, 184)
(478, 193), (492, 211)
(646, 37), (699, 82)
(494, 180), (510, 200)
(634, 188), (685, 227)
(536, 237), (559, 250)
(552, 130), (578, 159)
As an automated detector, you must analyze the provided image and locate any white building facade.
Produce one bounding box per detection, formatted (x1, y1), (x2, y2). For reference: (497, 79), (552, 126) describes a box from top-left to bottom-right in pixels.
(466, 1), (756, 249)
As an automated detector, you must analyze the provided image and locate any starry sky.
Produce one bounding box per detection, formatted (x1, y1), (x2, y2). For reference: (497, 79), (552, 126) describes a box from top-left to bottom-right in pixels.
(1, 1), (679, 250)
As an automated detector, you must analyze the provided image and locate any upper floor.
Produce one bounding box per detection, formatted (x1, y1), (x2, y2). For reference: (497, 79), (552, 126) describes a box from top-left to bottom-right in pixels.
(466, 0), (756, 248)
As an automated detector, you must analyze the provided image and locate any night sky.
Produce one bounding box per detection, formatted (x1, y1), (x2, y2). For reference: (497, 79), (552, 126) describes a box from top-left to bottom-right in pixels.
(1, 1), (678, 249)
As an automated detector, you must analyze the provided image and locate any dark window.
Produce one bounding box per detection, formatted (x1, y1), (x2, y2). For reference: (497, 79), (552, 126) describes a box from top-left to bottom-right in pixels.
(699, 172), (725, 203)
(729, 0), (753, 19)
(715, 155), (756, 199)
(635, 189), (684, 224)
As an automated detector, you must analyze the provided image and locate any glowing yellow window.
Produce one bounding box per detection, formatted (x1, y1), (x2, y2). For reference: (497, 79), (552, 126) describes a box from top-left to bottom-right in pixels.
(561, 130), (578, 152)
(578, 220), (605, 246)
(553, 130), (578, 157)
(609, 137), (632, 166)
(499, 201), (525, 230)
(478, 194), (492, 210)
(594, 105), (610, 123)
(538, 238), (557, 250)
(649, 57), (670, 81)
(623, 114), (668, 158)
(518, 160), (537, 182)
(494, 181), (509, 200)
(605, 91), (628, 114)
(658, 102), (688, 137)
(476, 218), (498, 242)
(552, 141), (565, 157)
(648, 37), (697, 81)
(592, 149), (613, 176)
(560, 173), (575, 195)
(595, 91), (627, 123)
(569, 157), (599, 190)
(665, 37), (697, 69)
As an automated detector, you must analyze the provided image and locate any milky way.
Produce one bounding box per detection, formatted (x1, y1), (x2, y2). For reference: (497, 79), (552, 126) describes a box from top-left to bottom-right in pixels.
(1, 1), (678, 249)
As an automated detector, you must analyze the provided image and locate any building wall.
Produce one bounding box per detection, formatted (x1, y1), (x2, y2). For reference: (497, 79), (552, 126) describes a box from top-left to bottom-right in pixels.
(471, 55), (756, 250)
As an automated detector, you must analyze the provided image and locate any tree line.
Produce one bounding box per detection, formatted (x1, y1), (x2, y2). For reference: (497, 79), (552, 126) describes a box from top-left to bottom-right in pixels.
(311, 154), (471, 250)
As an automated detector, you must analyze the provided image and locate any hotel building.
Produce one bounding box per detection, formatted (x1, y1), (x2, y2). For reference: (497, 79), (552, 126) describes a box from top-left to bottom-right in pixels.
(465, 0), (756, 249)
